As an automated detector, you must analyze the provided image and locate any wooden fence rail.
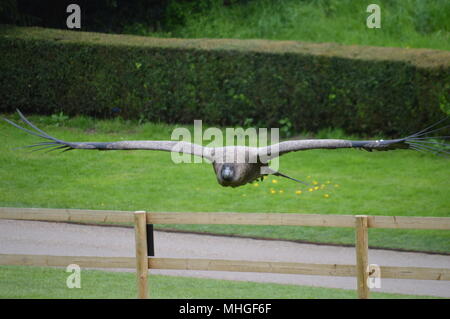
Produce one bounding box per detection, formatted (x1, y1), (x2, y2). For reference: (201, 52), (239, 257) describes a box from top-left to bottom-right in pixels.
(2, 207), (450, 229)
(0, 207), (449, 299)
(1, 254), (448, 281)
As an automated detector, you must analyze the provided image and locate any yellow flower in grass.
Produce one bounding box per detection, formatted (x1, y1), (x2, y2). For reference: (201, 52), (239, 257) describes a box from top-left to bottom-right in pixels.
(314, 186), (319, 190)
(313, 180), (319, 185)
(270, 189), (277, 194)
(295, 190), (302, 195)
(272, 179), (278, 184)
(308, 188), (314, 192)
(253, 183), (259, 187)
(324, 194), (330, 198)
(279, 190), (284, 194)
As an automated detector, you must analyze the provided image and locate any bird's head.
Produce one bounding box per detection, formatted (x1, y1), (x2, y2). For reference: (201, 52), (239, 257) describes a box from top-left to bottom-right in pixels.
(214, 162), (261, 187)
(220, 164), (235, 182)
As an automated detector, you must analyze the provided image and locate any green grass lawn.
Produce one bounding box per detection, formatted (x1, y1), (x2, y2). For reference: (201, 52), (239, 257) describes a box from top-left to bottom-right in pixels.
(0, 114), (449, 253)
(143, 0), (450, 51)
(0, 265), (437, 299)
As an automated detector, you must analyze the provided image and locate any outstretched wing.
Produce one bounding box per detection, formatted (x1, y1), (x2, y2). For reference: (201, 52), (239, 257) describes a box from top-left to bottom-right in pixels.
(258, 118), (450, 159)
(4, 110), (212, 160)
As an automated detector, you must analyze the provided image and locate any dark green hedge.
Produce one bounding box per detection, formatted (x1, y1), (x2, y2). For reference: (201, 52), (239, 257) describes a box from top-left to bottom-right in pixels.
(1, 26), (449, 136)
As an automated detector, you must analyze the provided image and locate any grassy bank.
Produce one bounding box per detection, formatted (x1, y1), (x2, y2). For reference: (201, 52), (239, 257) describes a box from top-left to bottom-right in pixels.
(0, 265), (437, 299)
(147, 0), (450, 51)
(0, 114), (449, 253)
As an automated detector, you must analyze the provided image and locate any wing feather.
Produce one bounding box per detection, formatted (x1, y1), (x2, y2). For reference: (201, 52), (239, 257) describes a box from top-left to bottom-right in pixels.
(4, 111), (212, 160)
(258, 118), (449, 159)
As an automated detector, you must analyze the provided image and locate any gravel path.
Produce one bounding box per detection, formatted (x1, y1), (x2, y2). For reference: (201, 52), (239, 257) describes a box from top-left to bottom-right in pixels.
(0, 220), (449, 297)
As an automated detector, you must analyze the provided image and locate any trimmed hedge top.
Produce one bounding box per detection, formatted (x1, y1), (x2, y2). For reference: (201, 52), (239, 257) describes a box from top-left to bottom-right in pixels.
(1, 25), (449, 69)
(0, 25), (449, 137)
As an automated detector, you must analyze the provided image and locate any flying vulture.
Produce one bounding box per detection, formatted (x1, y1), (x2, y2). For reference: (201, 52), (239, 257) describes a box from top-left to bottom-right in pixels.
(3, 110), (449, 188)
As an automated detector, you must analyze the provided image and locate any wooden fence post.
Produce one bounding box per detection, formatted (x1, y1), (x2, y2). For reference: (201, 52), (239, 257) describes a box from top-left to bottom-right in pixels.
(355, 215), (369, 299)
(134, 211), (148, 299)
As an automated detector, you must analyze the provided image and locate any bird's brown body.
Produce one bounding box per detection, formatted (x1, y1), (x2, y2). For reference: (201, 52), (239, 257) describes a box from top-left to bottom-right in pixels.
(213, 161), (265, 187)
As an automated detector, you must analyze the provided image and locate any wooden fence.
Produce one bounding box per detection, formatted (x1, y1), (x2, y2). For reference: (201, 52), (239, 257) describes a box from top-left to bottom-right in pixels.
(0, 207), (449, 299)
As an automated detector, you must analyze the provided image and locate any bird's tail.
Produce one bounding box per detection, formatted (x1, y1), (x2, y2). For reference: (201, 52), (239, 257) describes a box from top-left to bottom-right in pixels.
(272, 171), (309, 185)
(261, 166), (309, 185)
